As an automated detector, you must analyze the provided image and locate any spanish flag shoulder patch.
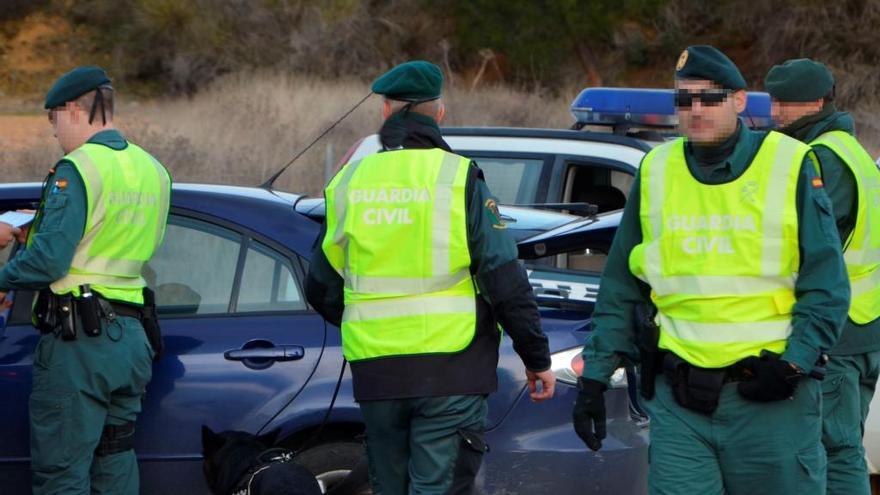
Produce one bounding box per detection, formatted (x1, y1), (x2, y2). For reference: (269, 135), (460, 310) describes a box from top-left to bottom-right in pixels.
(812, 177), (824, 188)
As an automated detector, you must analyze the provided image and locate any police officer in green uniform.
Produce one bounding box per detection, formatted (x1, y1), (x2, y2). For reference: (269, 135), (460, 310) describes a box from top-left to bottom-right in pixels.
(305, 61), (555, 494)
(766, 58), (880, 495)
(0, 66), (171, 494)
(571, 46), (850, 494)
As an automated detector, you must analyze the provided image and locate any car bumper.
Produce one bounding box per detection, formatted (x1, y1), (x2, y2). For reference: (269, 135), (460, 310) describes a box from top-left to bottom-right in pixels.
(477, 382), (649, 494)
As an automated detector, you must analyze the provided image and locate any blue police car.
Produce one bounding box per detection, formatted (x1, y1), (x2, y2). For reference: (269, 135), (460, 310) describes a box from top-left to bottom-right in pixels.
(0, 181), (646, 494)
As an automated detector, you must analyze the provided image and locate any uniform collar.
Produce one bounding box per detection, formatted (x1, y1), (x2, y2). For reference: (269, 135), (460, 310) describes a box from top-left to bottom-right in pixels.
(780, 103), (854, 143)
(688, 121), (741, 167)
(86, 129), (128, 151)
(683, 120), (765, 184)
(378, 111), (452, 152)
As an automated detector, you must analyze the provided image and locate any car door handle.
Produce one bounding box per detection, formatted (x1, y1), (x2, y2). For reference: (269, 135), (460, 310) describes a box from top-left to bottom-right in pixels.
(224, 345), (305, 362)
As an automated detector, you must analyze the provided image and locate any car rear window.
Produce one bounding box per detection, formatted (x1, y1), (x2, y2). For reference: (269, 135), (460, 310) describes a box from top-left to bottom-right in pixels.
(145, 216), (241, 316)
(236, 241), (306, 312)
(471, 157), (543, 204)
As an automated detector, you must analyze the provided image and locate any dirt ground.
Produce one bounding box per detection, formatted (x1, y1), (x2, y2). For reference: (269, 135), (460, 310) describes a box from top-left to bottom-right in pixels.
(0, 115), (54, 152)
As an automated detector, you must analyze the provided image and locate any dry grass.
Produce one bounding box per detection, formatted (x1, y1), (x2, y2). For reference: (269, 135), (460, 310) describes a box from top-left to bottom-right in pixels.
(0, 114), (58, 180)
(0, 72), (573, 194)
(4, 71), (879, 196)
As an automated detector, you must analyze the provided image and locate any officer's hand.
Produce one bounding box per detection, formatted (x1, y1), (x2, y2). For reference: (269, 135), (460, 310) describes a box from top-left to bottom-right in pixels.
(0, 222), (20, 249)
(572, 377), (607, 451)
(15, 210), (35, 245)
(15, 225), (28, 244)
(0, 291), (11, 310)
(737, 355), (802, 402)
(526, 369), (556, 402)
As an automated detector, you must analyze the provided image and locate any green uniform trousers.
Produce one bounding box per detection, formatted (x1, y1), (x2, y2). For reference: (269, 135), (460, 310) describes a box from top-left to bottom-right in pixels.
(643, 377), (825, 495)
(30, 316), (153, 495)
(360, 395), (488, 495)
(822, 351), (880, 495)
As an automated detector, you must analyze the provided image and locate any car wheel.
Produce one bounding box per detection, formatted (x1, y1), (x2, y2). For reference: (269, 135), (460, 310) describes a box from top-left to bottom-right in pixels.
(296, 441), (371, 495)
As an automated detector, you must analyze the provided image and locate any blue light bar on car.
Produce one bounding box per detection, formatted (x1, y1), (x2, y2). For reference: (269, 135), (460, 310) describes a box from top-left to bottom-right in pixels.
(570, 87), (774, 130)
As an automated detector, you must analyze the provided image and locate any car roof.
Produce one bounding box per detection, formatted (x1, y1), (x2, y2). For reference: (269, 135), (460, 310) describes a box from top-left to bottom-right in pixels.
(294, 197), (583, 244)
(441, 127), (654, 150)
(0, 182), (302, 203)
(348, 126), (651, 170)
(1, 181), (619, 258)
(0, 182), (318, 256)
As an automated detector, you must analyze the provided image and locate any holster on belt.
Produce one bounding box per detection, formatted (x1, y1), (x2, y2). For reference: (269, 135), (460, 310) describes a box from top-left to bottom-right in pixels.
(140, 287), (164, 362)
(33, 290), (58, 334)
(83, 287), (163, 361)
(77, 284), (102, 337)
(34, 290), (76, 339)
(58, 295), (75, 341)
(663, 353), (725, 415)
(33, 287), (164, 361)
(810, 354), (829, 381)
(35, 289), (96, 340)
(636, 303), (661, 400)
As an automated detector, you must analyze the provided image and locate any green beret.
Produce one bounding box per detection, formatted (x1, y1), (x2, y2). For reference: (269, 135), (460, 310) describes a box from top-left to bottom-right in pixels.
(765, 58), (834, 102)
(44, 66), (112, 109)
(674, 45), (746, 90)
(371, 61), (443, 102)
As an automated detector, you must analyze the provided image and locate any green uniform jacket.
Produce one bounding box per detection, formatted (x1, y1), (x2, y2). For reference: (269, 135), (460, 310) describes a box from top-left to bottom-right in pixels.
(0, 130), (129, 292)
(306, 112), (551, 400)
(781, 106), (880, 355)
(582, 123), (850, 385)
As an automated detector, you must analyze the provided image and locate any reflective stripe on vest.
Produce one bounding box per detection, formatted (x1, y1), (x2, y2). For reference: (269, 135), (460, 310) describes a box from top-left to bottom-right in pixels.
(629, 131), (807, 368)
(811, 130), (880, 324)
(48, 142), (171, 304)
(323, 149), (477, 361)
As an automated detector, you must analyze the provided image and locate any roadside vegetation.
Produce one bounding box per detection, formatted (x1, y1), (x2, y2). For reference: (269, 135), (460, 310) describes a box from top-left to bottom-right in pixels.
(2, 0), (879, 192)
(0, 73), (572, 194)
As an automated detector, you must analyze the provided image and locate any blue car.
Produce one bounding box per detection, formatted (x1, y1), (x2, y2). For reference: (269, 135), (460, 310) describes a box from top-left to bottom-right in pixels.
(0, 182), (647, 494)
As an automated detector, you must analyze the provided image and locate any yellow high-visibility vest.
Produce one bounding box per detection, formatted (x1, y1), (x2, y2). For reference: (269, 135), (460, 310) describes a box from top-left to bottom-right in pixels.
(811, 130), (880, 324)
(38, 142), (171, 305)
(323, 148), (477, 362)
(629, 131), (810, 367)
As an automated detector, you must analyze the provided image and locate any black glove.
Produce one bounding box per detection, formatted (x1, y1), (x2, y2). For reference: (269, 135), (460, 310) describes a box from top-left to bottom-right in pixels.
(572, 377), (607, 451)
(737, 355), (803, 402)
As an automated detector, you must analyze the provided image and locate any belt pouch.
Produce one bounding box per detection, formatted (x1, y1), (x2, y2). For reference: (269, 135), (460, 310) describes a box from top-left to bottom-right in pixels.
(76, 287), (102, 337)
(34, 291), (58, 334)
(663, 353), (725, 415)
(58, 295), (76, 341)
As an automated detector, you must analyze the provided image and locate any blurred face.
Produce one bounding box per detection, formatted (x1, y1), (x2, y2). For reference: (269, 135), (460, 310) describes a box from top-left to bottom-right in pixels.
(48, 101), (90, 154)
(770, 98), (824, 128)
(675, 79), (746, 145)
(49, 102), (89, 154)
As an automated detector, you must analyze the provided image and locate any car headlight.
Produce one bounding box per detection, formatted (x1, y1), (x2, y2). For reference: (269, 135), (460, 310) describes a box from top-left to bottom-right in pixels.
(550, 346), (627, 389)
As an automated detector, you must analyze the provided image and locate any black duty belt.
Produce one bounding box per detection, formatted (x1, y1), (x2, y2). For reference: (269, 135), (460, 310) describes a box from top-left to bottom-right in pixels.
(658, 351), (753, 383)
(723, 359), (754, 383)
(101, 299), (143, 320)
(659, 351), (757, 415)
